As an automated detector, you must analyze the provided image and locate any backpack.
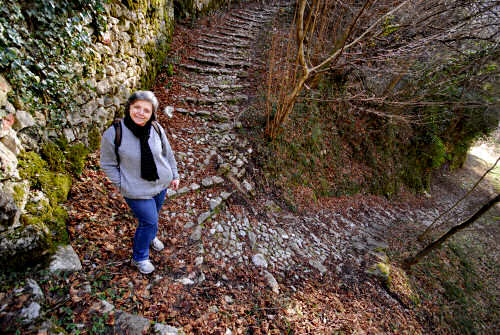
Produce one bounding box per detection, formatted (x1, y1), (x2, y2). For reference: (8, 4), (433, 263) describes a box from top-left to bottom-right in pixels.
(112, 119), (165, 165)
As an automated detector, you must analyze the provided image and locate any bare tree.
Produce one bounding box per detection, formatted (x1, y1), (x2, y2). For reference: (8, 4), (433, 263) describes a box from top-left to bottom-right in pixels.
(402, 193), (500, 269)
(265, 0), (500, 139)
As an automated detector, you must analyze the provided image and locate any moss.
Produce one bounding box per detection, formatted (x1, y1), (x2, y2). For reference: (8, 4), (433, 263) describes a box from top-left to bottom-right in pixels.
(1, 221), (54, 270)
(12, 183), (26, 207)
(67, 143), (89, 176)
(17, 151), (71, 247)
(41, 141), (67, 173)
(88, 126), (102, 151)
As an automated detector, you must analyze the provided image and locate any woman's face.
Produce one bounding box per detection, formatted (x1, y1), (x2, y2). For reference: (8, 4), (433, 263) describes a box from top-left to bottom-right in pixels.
(129, 100), (153, 126)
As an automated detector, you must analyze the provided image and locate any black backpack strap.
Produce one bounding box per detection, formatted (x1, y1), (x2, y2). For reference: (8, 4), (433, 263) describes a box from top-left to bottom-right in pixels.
(112, 119), (122, 166)
(152, 121), (165, 152)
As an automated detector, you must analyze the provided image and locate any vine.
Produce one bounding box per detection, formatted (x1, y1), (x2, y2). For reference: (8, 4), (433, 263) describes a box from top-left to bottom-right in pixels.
(0, 0), (107, 128)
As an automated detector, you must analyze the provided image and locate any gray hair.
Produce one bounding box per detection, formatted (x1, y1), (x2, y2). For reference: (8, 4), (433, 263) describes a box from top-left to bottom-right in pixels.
(127, 90), (159, 115)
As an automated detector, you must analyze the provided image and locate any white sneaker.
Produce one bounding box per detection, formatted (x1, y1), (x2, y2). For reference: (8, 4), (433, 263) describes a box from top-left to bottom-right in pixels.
(151, 237), (164, 251)
(132, 259), (155, 274)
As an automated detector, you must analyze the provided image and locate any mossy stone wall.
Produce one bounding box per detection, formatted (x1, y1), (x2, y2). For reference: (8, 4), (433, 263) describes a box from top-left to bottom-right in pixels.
(0, 0), (228, 270)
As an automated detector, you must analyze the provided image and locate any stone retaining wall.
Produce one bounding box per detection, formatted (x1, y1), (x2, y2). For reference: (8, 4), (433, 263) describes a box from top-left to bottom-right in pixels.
(0, 0), (229, 269)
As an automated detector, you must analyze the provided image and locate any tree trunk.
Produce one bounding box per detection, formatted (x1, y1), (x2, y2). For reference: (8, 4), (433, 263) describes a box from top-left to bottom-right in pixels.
(403, 193), (500, 269)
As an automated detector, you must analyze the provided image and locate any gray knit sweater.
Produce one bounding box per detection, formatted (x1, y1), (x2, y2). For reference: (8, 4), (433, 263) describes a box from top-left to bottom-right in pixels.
(100, 119), (179, 199)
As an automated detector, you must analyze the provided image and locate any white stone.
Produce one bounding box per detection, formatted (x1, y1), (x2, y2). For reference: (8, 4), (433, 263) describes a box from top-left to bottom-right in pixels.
(252, 253), (268, 268)
(190, 225), (202, 241)
(190, 183), (200, 191)
(26, 279), (44, 302)
(173, 186), (188, 196)
(209, 197), (222, 211)
(197, 211), (211, 225)
(63, 128), (76, 142)
(309, 260), (327, 275)
(167, 189), (177, 198)
(20, 302), (41, 324)
(0, 127), (22, 155)
(163, 106), (174, 118)
(202, 177), (213, 187)
(242, 180), (253, 193)
(213, 176), (224, 184)
(153, 323), (180, 335)
(0, 74), (11, 106)
(221, 191), (232, 200)
(0, 141), (19, 179)
(194, 256), (203, 266)
(263, 270), (280, 294)
(178, 277), (195, 285)
(13, 110), (36, 130)
(49, 245), (82, 273)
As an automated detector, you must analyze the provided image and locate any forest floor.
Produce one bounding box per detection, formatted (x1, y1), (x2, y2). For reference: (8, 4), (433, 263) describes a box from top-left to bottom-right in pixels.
(1, 1), (499, 334)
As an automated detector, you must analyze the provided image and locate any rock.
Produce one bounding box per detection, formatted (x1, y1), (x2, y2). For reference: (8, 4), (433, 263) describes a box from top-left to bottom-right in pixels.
(252, 253), (268, 268)
(176, 108), (188, 114)
(0, 224), (52, 269)
(190, 225), (202, 241)
(209, 197), (222, 210)
(177, 186), (190, 195)
(26, 279), (44, 302)
(194, 256), (203, 266)
(235, 158), (244, 168)
(190, 183), (200, 191)
(213, 176), (224, 184)
(224, 295), (234, 304)
(202, 177), (214, 187)
(248, 231), (257, 248)
(221, 191), (232, 200)
(163, 106), (174, 118)
(200, 85), (210, 93)
(242, 180), (253, 193)
(153, 323), (181, 335)
(197, 211), (211, 225)
(13, 110), (36, 130)
(0, 74), (11, 106)
(49, 245), (82, 273)
(308, 260), (327, 275)
(225, 329), (233, 335)
(263, 270), (280, 294)
(167, 189), (177, 198)
(19, 302), (41, 324)
(90, 299), (115, 314)
(178, 277), (195, 285)
(0, 141), (19, 179)
(114, 311), (151, 335)
(0, 190), (17, 229)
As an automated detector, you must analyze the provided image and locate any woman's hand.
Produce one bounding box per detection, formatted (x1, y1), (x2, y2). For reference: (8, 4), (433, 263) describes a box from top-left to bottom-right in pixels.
(170, 179), (180, 190)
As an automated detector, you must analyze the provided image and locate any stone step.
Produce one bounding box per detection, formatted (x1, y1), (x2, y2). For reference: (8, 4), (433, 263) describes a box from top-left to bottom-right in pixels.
(200, 32), (250, 45)
(214, 29), (254, 40)
(197, 51), (247, 62)
(188, 56), (249, 68)
(196, 43), (249, 56)
(239, 9), (276, 18)
(225, 18), (258, 29)
(219, 25), (259, 35)
(179, 63), (243, 75)
(181, 82), (249, 92)
(199, 38), (249, 49)
(231, 13), (266, 24)
(185, 94), (248, 105)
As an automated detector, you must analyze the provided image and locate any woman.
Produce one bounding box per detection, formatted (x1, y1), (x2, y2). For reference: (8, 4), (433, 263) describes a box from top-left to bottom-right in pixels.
(100, 91), (179, 274)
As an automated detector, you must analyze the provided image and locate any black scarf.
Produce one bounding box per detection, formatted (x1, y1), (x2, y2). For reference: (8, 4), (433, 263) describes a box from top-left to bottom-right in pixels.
(124, 113), (159, 181)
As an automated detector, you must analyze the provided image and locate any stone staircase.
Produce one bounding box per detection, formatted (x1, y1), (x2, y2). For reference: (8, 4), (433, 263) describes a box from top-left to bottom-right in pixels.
(157, 0), (469, 290)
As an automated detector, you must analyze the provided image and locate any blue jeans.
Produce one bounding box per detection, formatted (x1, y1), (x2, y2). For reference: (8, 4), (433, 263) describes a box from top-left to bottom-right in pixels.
(125, 188), (167, 262)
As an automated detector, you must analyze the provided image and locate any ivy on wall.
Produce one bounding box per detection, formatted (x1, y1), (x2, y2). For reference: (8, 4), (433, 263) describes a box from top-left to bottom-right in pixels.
(0, 0), (106, 127)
